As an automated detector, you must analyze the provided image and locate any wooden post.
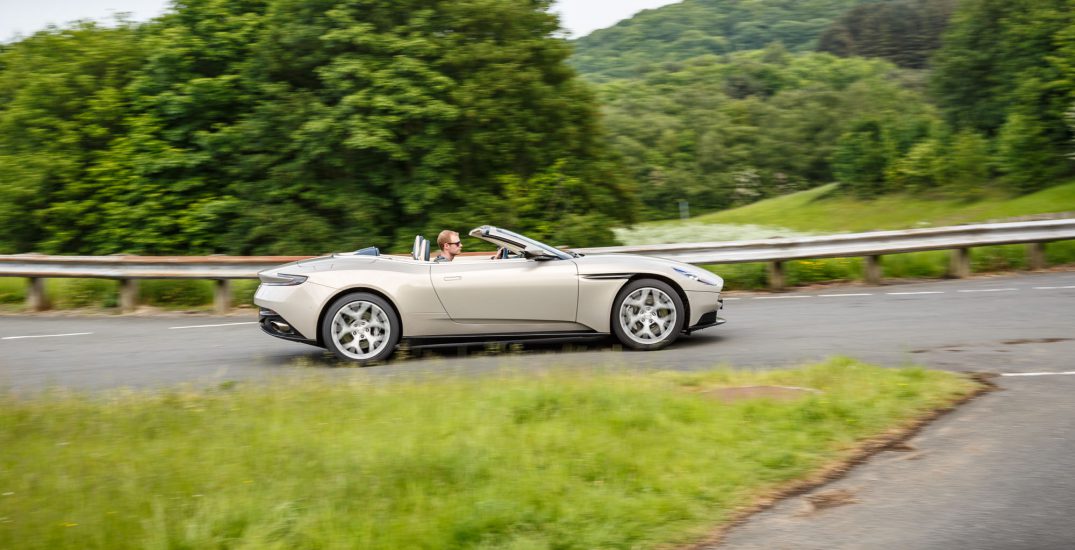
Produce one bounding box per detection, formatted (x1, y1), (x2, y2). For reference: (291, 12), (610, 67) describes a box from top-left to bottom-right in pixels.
(1027, 242), (1046, 271)
(949, 247), (971, 278)
(214, 279), (232, 315)
(864, 255), (883, 285)
(26, 277), (49, 311)
(768, 261), (785, 291)
(119, 279), (139, 313)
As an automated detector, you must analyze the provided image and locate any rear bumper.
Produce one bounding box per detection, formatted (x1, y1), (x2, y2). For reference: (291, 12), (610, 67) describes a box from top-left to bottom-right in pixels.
(259, 308), (318, 346)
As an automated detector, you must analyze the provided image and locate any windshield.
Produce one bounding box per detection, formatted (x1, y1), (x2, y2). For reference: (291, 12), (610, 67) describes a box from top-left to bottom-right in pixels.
(469, 226), (573, 260)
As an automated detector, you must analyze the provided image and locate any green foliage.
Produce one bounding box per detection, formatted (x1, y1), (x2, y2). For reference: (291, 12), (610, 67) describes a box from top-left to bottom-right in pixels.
(996, 111), (1064, 192)
(0, 360), (978, 549)
(832, 119), (890, 197)
(137, 280), (214, 308)
(0, 0), (630, 256)
(0, 22), (144, 254)
(597, 50), (936, 218)
(47, 279), (120, 309)
(937, 130), (992, 196)
(818, 0), (957, 68)
(930, 0), (1075, 188)
(570, 0), (871, 82)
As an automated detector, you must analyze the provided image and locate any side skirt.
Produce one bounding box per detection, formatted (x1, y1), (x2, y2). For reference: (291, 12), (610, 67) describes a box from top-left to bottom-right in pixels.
(403, 331), (608, 350)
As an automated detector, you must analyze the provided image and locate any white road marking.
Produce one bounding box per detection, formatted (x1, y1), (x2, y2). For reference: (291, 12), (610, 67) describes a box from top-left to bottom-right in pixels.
(886, 291), (944, 296)
(753, 295), (813, 300)
(723, 297), (741, 301)
(2, 332), (93, 340)
(818, 293), (874, 297)
(958, 288), (1018, 293)
(1032, 285), (1075, 290)
(169, 322), (258, 330)
(1001, 371), (1075, 377)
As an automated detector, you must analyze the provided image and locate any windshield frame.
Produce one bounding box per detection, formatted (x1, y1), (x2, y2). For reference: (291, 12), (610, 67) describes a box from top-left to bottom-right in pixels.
(467, 226), (573, 260)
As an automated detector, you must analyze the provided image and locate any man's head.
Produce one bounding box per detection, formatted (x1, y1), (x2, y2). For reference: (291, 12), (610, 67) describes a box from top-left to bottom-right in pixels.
(437, 230), (462, 259)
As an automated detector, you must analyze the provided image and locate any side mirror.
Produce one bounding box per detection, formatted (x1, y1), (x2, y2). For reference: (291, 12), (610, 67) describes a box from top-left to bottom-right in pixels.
(522, 245), (555, 260)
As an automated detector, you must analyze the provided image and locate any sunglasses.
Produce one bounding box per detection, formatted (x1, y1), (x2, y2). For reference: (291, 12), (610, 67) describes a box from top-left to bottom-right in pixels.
(447, 241), (462, 246)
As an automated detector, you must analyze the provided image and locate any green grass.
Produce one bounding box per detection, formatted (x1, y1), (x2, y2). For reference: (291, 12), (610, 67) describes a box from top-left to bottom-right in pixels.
(618, 181), (1075, 289)
(692, 180), (1075, 233)
(706, 244), (1075, 291)
(0, 358), (980, 549)
(0, 278), (260, 312)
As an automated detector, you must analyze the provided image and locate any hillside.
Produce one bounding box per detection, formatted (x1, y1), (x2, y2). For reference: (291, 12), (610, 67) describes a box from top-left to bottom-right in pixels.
(569, 0), (868, 81)
(685, 180), (1075, 234)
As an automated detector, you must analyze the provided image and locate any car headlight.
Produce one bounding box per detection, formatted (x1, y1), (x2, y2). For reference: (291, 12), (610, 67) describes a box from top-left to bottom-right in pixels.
(259, 273), (308, 286)
(673, 266), (719, 286)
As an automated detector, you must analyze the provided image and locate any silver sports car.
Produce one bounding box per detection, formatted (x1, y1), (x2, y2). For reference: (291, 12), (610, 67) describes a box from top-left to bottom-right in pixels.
(255, 226), (725, 363)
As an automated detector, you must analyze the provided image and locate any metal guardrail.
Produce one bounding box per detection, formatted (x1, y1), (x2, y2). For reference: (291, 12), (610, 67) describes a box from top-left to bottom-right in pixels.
(573, 218), (1075, 262)
(2, 219), (1073, 312)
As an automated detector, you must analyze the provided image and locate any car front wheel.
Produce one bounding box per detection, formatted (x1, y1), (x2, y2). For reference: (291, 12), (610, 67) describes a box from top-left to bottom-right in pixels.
(611, 279), (685, 351)
(321, 292), (401, 363)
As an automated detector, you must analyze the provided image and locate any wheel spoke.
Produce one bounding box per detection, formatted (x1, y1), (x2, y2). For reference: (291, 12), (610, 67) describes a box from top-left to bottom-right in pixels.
(619, 286), (678, 346)
(331, 300), (394, 360)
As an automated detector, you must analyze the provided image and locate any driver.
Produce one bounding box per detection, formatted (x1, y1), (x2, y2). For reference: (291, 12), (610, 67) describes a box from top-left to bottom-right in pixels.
(433, 230), (462, 262)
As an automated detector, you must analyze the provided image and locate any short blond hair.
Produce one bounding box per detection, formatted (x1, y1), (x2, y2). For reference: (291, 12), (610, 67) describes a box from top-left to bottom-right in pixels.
(436, 230), (459, 250)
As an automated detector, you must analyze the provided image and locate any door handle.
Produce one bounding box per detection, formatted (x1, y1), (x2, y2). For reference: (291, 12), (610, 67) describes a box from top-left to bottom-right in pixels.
(443, 276), (461, 281)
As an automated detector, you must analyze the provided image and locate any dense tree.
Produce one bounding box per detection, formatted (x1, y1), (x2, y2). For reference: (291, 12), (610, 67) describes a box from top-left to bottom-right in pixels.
(594, 49), (939, 217)
(930, 0), (1075, 190)
(817, 0), (957, 69)
(0, 22), (144, 254)
(0, 0), (631, 255)
(570, 0), (870, 82)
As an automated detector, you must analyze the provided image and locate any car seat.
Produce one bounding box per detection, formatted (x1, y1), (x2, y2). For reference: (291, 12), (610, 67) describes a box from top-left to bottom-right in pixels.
(412, 235), (430, 261)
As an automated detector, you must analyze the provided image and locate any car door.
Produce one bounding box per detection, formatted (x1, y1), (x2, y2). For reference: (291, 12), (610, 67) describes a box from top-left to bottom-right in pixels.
(430, 258), (579, 323)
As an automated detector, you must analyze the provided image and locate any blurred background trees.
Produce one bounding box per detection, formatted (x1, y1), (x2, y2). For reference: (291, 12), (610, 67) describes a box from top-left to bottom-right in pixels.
(0, 0), (631, 254)
(1, 0), (1073, 254)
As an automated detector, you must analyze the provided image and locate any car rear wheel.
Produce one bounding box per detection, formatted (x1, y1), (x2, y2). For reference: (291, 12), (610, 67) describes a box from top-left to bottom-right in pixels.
(611, 279), (685, 351)
(321, 292), (401, 363)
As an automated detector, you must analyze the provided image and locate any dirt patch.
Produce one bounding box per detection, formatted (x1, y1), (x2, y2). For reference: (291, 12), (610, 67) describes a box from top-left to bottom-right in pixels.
(681, 372), (998, 550)
(699, 385), (821, 403)
(796, 488), (860, 516)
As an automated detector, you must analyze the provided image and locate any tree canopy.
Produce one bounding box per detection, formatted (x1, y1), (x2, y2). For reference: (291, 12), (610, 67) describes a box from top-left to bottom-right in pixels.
(0, 0), (632, 255)
(569, 0), (870, 82)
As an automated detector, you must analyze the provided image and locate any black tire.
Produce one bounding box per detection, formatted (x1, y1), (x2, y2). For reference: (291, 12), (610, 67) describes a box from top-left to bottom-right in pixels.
(321, 292), (401, 364)
(610, 279), (685, 351)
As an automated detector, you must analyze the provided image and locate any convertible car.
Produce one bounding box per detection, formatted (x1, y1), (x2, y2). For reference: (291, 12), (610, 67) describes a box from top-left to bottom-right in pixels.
(254, 226), (725, 363)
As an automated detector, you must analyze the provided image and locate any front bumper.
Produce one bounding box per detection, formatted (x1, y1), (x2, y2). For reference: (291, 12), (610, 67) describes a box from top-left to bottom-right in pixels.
(684, 291), (725, 333)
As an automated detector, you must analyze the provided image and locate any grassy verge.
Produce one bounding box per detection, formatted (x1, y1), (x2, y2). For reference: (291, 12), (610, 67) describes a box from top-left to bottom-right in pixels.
(0, 278), (260, 312)
(0, 358), (981, 549)
(708, 242), (1075, 291)
(691, 180), (1075, 232)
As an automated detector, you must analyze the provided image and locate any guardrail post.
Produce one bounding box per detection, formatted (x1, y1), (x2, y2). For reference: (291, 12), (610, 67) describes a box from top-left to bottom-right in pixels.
(768, 261), (785, 291)
(27, 277), (49, 311)
(949, 248), (971, 278)
(1028, 242), (1046, 270)
(214, 279), (231, 315)
(864, 255), (883, 285)
(119, 279), (139, 313)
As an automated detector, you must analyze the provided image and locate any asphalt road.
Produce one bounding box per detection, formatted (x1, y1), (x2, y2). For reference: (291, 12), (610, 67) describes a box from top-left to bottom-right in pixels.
(2, 270), (1074, 548)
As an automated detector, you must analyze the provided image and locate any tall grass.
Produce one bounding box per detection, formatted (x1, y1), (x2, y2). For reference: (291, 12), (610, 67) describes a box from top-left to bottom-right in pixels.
(0, 358), (979, 549)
